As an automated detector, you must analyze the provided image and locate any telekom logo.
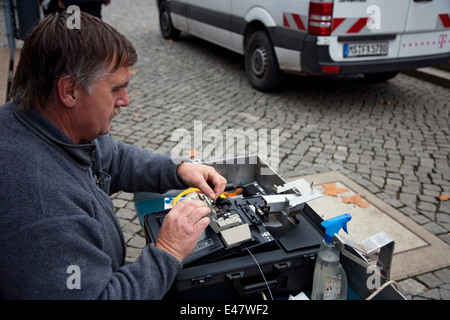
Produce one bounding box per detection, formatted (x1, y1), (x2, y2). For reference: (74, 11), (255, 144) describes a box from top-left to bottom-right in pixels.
(438, 34), (447, 49)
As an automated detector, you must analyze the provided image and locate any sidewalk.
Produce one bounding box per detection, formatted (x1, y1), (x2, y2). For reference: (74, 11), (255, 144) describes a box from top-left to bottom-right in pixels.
(402, 67), (450, 89)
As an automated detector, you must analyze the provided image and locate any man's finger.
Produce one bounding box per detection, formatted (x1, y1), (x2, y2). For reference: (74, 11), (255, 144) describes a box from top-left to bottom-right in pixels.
(193, 216), (211, 233)
(208, 171), (227, 199)
(196, 178), (216, 200)
(187, 206), (211, 224)
(200, 169), (227, 200)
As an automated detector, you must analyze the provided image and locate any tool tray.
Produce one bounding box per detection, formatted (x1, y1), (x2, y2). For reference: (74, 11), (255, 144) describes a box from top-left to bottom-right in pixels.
(141, 155), (324, 299)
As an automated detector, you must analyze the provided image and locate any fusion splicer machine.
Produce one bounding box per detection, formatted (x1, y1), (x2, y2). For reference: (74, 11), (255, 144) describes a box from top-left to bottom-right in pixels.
(144, 178), (322, 266)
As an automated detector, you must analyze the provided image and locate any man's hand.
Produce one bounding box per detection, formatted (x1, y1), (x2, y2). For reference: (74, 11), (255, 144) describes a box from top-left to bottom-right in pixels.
(177, 163), (227, 200)
(157, 163), (226, 262)
(155, 200), (211, 262)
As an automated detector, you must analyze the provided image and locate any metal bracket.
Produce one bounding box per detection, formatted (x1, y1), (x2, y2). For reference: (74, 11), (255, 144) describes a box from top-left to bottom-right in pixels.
(273, 178), (322, 212)
(333, 231), (395, 280)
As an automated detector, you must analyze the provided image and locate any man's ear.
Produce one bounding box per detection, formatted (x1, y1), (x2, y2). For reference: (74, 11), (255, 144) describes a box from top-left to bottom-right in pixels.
(56, 76), (77, 108)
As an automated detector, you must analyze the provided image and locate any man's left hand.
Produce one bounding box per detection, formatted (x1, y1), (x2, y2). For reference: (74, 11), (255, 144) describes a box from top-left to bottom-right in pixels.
(177, 163), (227, 200)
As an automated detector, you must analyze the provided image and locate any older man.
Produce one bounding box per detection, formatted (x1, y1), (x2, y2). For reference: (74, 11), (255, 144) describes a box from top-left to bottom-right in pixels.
(0, 11), (226, 299)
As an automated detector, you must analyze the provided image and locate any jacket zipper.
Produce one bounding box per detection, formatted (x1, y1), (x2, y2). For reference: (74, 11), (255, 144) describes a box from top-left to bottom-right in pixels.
(91, 150), (103, 185)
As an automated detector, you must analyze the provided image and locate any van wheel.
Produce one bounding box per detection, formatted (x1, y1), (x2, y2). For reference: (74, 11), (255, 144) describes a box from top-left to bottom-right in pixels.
(364, 72), (398, 82)
(159, 1), (180, 40)
(245, 31), (281, 91)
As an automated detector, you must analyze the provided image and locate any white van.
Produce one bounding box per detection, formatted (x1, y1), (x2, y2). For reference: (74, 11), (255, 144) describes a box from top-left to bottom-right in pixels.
(157, 0), (450, 91)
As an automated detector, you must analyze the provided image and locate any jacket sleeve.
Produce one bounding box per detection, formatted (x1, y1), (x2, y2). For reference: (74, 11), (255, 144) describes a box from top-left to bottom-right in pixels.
(94, 134), (189, 195)
(0, 215), (182, 300)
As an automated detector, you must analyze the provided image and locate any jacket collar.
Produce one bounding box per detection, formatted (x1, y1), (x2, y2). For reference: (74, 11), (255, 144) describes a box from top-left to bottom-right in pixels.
(13, 104), (96, 170)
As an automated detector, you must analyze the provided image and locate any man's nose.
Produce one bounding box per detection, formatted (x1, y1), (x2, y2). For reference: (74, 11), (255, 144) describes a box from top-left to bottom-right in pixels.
(117, 88), (130, 107)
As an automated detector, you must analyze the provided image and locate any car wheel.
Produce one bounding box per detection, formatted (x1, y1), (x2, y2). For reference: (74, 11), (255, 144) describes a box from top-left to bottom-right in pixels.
(159, 1), (180, 40)
(245, 30), (281, 91)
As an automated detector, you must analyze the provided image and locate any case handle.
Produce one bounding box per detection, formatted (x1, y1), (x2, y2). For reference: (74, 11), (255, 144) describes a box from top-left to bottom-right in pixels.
(226, 262), (290, 296)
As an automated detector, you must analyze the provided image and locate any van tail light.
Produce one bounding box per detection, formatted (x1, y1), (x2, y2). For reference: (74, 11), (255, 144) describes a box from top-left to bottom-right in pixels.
(321, 65), (340, 73)
(308, 0), (334, 36)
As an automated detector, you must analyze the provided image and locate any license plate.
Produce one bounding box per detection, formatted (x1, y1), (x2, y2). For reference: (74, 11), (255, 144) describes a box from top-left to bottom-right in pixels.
(344, 42), (389, 58)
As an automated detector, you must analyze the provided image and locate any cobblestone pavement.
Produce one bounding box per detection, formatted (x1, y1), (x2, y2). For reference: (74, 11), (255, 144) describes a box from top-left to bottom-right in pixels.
(1, 0), (449, 300)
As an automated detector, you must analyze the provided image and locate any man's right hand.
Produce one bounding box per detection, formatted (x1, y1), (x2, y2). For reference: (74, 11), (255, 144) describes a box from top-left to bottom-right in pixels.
(155, 200), (211, 262)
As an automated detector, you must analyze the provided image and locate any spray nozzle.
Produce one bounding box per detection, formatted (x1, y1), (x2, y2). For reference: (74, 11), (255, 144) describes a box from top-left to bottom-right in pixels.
(321, 213), (352, 244)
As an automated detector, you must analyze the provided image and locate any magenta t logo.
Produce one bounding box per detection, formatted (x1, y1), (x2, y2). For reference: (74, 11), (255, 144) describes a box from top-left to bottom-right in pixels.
(438, 34), (448, 49)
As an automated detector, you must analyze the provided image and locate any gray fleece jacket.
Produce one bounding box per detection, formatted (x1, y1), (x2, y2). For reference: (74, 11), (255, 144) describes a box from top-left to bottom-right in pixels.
(0, 101), (186, 299)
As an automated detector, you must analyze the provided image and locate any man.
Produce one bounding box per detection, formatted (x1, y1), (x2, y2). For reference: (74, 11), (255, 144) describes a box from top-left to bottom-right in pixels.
(0, 11), (226, 299)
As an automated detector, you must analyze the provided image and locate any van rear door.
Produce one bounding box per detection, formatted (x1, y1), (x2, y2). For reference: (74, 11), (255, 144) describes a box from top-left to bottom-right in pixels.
(329, 0), (411, 62)
(399, 0), (450, 58)
(329, 0), (450, 62)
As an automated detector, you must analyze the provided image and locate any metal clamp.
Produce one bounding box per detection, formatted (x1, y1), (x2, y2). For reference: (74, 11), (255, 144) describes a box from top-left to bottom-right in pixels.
(272, 178), (322, 212)
(333, 231), (395, 280)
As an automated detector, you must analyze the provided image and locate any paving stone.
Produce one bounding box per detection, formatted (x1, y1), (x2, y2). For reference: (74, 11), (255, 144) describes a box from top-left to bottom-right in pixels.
(409, 214), (431, 225)
(417, 202), (437, 213)
(417, 273), (444, 288)
(437, 213), (450, 224)
(112, 198), (128, 209)
(438, 233), (450, 245)
(116, 208), (137, 221)
(423, 222), (447, 235)
(398, 278), (427, 296)
(126, 247), (142, 261)
(434, 268), (450, 283)
(439, 287), (450, 300)
(418, 288), (441, 300)
(116, 191), (135, 201)
(127, 235), (147, 249)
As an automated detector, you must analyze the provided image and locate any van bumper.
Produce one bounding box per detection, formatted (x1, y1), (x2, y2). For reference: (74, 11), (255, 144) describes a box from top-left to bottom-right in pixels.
(301, 36), (450, 75)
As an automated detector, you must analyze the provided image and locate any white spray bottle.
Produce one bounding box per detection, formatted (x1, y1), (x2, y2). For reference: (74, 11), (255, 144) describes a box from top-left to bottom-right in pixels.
(311, 213), (352, 300)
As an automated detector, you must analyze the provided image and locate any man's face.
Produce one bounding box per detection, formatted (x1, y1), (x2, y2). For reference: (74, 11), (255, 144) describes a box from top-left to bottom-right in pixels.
(74, 65), (130, 143)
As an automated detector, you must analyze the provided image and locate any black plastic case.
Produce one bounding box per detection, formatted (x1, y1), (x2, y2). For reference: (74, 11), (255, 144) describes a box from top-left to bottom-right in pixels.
(144, 203), (324, 299)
